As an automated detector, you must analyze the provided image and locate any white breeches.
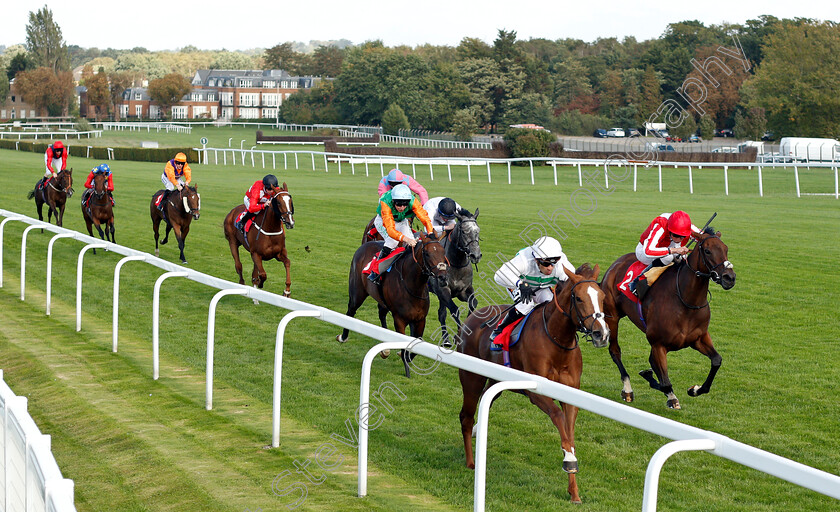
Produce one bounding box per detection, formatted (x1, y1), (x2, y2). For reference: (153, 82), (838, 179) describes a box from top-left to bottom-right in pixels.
(161, 173), (186, 191)
(374, 215), (414, 249)
(507, 286), (554, 315)
(635, 242), (676, 266)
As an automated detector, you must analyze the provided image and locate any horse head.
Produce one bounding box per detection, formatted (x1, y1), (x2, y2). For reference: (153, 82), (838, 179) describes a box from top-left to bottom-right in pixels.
(56, 168), (73, 192)
(92, 172), (108, 198)
(415, 232), (448, 288)
(559, 264), (609, 348)
(272, 182), (294, 229)
(689, 228), (735, 290)
(181, 184), (201, 220)
(454, 208), (482, 264)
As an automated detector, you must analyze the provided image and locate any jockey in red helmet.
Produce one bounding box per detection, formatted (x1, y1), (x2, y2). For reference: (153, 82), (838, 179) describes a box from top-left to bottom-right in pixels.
(629, 211), (700, 296)
(42, 140), (68, 190)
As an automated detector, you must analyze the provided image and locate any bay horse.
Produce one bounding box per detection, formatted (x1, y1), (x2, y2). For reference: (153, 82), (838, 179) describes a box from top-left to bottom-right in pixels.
(222, 183), (295, 297)
(458, 264), (609, 504)
(150, 185), (201, 264)
(599, 228), (736, 409)
(361, 216), (383, 244)
(81, 173), (115, 254)
(427, 209), (482, 346)
(28, 168), (74, 228)
(337, 233), (447, 377)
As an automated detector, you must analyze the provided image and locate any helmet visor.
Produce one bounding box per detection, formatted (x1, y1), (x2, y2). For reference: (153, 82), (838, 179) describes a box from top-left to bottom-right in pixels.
(392, 199), (410, 208)
(536, 257), (560, 267)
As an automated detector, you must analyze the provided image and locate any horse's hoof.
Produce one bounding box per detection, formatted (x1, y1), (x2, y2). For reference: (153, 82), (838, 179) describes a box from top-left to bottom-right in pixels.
(283, 291), (291, 297)
(687, 385), (702, 397)
(562, 460), (579, 474)
(570, 497), (582, 505)
(379, 349), (390, 359)
(155, 250), (159, 257)
(181, 260), (188, 265)
(161, 239), (168, 245)
(666, 399), (681, 410)
(336, 334), (347, 343)
(467, 461), (475, 470)
(621, 390), (634, 402)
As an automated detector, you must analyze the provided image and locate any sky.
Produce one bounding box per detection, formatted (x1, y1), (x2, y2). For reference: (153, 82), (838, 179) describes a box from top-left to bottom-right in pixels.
(2, 1), (839, 52)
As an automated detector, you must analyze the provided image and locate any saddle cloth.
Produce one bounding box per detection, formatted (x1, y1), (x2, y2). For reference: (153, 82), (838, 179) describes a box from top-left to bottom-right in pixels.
(618, 260), (671, 304)
(489, 309), (535, 352)
(362, 247), (406, 275)
(235, 211), (255, 233)
(154, 194), (164, 207)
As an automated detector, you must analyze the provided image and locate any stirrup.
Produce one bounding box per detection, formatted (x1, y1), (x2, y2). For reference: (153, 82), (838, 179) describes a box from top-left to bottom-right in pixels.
(367, 272), (381, 284)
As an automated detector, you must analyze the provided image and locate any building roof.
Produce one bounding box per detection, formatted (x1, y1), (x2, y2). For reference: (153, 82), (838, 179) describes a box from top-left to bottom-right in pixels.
(191, 69), (318, 88)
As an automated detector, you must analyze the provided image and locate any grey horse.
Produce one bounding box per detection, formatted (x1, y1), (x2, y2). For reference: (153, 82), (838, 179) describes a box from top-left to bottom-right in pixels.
(428, 208), (482, 346)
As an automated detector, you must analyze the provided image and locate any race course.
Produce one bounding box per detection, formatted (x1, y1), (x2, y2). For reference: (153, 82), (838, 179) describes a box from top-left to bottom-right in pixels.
(1, 145), (838, 511)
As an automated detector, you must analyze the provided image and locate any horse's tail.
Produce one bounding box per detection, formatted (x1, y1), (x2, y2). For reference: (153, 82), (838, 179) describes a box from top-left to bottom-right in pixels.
(27, 188), (35, 200)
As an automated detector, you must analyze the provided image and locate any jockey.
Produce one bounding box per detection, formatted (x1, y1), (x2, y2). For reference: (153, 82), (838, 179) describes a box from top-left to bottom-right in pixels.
(489, 236), (576, 347)
(367, 183), (434, 285)
(82, 164), (114, 209)
(157, 152), (192, 211)
(377, 168), (429, 205)
(629, 211), (700, 296)
(235, 174), (281, 234)
(423, 196), (462, 235)
(41, 140), (68, 190)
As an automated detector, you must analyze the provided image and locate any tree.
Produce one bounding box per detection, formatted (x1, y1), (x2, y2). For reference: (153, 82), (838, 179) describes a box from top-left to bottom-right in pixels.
(733, 107), (767, 140)
(382, 104), (410, 135)
(451, 108), (479, 141)
(108, 71), (135, 122)
(26, 6), (69, 72)
(673, 114), (697, 141)
(7, 52), (34, 81)
(698, 115), (716, 139)
(311, 45), (345, 77)
(147, 73), (192, 119)
(0, 76), (9, 104)
(640, 66), (663, 119)
(209, 51), (255, 70)
(684, 45), (750, 128)
(14, 67), (75, 116)
(263, 43), (302, 72)
(746, 21), (840, 138)
(85, 68), (110, 121)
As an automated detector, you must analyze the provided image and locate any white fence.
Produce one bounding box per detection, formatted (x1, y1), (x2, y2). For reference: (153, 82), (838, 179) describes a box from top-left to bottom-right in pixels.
(0, 370), (76, 512)
(0, 130), (102, 140)
(96, 122), (191, 134)
(1, 209), (839, 511)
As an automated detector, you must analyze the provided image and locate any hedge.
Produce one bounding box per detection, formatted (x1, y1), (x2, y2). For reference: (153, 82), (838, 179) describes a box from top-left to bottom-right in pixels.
(0, 139), (199, 164)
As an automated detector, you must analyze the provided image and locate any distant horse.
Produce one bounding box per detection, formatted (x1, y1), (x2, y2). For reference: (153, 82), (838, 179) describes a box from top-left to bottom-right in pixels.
(28, 168), (74, 228)
(599, 228), (736, 409)
(337, 233), (447, 377)
(457, 264), (609, 504)
(223, 183), (295, 297)
(81, 173), (115, 254)
(427, 209), (482, 345)
(150, 185), (201, 264)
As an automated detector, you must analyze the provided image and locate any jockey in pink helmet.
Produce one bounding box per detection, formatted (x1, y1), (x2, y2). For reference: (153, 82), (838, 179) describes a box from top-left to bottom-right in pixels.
(377, 168), (429, 205)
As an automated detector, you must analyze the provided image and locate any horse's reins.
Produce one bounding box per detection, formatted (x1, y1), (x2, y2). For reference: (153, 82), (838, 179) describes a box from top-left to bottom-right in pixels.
(545, 279), (602, 348)
(394, 238), (443, 301)
(675, 235), (723, 309)
(444, 219), (479, 269)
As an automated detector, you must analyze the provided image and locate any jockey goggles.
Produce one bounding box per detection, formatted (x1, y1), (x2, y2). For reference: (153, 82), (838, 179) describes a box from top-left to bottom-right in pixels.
(392, 199), (411, 207)
(536, 257), (560, 267)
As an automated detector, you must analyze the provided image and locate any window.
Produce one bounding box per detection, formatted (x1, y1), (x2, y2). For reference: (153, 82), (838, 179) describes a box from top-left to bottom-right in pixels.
(120, 105), (128, 118)
(135, 105), (143, 117)
(171, 106), (188, 119)
(209, 79), (215, 87)
(207, 94), (216, 102)
(263, 80), (275, 88)
(221, 92), (234, 106)
(238, 107), (259, 119)
(135, 93), (142, 100)
(11, 96), (15, 102)
(238, 93), (259, 106)
(192, 106), (207, 118)
(262, 93), (279, 106)
(0, 110), (5, 119)
(191, 93), (201, 101)
(262, 108), (278, 119)
(239, 79), (253, 87)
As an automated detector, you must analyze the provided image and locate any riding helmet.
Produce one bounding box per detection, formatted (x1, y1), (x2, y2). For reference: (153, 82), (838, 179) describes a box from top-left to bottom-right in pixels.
(97, 164), (111, 175)
(667, 211), (692, 237)
(531, 236), (564, 260)
(262, 174), (279, 189)
(391, 184), (412, 201)
(438, 198), (457, 217)
(174, 152), (187, 163)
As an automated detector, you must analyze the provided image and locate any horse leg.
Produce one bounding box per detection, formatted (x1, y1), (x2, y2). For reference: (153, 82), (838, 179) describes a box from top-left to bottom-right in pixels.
(152, 217), (161, 256)
(109, 219), (115, 244)
(528, 393), (581, 503)
(228, 239), (245, 285)
(161, 222), (172, 245)
(458, 369), (488, 470)
(57, 204), (65, 227)
(277, 250), (292, 297)
(250, 253), (267, 288)
(172, 225), (187, 264)
(687, 332), (722, 397)
(336, 278), (368, 343)
(607, 322), (634, 402)
(642, 345), (680, 409)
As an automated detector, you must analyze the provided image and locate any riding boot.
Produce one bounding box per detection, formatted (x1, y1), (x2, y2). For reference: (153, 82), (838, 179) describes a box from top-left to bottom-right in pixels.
(109, 191), (115, 206)
(489, 309), (524, 347)
(367, 246), (393, 284)
(629, 259), (665, 297)
(157, 190), (169, 212)
(236, 211), (255, 234)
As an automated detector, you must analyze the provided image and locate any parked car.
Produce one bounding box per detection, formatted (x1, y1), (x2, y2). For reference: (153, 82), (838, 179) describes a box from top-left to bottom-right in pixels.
(761, 131), (775, 141)
(688, 134), (702, 143)
(646, 142), (675, 152)
(593, 128), (608, 138)
(626, 128), (641, 138)
(666, 135), (683, 143)
(719, 129), (734, 138)
(606, 127), (625, 137)
(712, 147), (738, 153)
(654, 129), (670, 139)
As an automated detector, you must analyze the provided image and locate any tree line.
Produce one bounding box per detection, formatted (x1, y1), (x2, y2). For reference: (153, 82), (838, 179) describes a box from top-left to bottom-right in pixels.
(2, 7), (838, 139)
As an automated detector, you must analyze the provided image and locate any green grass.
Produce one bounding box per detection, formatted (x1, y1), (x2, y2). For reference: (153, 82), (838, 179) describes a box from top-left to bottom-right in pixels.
(1, 145), (839, 511)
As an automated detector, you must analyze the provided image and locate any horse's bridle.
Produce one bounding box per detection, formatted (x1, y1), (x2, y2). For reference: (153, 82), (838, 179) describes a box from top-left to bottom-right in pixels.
(445, 219), (480, 269)
(543, 279), (604, 348)
(676, 234), (730, 309)
(412, 237), (445, 279)
(49, 171), (70, 193)
(274, 191), (294, 228)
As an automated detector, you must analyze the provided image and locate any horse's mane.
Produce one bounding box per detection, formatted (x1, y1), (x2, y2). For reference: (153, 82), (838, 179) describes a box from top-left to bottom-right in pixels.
(575, 263), (597, 279)
(702, 225), (716, 236)
(458, 208), (473, 217)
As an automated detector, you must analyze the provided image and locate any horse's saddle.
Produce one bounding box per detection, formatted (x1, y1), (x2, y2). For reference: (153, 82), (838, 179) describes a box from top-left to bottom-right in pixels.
(618, 260), (672, 304)
(362, 247), (406, 276)
(235, 211), (255, 233)
(489, 309), (535, 352)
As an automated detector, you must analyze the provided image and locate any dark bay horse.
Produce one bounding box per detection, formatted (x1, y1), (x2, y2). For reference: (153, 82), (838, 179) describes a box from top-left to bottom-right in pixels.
(337, 233), (447, 377)
(223, 183), (295, 297)
(599, 228), (736, 409)
(428, 209), (482, 346)
(361, 216), (383, 244)
(81, 173), (115, 253)
(150, 185), (201, 264)
(458, 265), (609, 504)
(29, 169), (74, 228)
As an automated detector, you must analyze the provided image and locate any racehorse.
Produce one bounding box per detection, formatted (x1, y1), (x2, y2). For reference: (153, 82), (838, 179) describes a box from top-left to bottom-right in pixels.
(361, 216), (383, 244)
(457, 264), (608, 504)
(81, 172), (115, 253)
(427, 209), (482, 346)
(337, 233), (447, 377)
(599, 228), (736, 409)
(150, 185), (201, 264)
(223, 183), (295, 297)
(29, 169), (74, 228)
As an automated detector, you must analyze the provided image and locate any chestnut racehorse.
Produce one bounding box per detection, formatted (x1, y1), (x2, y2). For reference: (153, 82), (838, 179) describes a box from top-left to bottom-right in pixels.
(599, 228), (736, 409)
(81, 172), (115, 253)
(337, 233), (447, 377)
(457, 264), (608, 504)
(150, 185), (201, 264)
(223, 183), (295, 297)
